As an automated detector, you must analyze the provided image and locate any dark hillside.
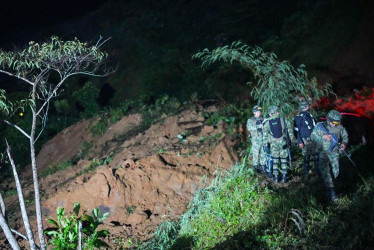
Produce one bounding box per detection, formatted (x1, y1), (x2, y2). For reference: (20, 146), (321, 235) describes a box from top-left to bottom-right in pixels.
(3, 0), (373, 105)
(1, 0), (373, 175)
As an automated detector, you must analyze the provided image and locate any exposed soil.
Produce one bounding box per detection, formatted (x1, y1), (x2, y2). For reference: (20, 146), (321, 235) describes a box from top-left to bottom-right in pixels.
(1, 104), (239, 247)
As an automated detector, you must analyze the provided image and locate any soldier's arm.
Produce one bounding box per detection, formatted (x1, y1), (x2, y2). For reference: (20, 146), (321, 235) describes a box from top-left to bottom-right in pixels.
(310, 126), (321, 142)
(246, 118), (255, 133)
(340, 126), (349, 145)
(294, 116), (304, 144)
(262, 121), (270, 144)
(286, 118), (296, 142)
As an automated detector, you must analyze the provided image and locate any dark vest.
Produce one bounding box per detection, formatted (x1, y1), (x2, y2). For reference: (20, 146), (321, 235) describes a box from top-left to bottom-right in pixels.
(269, 117), (283, 138)
(294, 111), (315, 139)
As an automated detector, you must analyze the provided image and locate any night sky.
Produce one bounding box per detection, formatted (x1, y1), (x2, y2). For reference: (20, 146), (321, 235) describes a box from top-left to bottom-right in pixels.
(0, 0), (110, 48)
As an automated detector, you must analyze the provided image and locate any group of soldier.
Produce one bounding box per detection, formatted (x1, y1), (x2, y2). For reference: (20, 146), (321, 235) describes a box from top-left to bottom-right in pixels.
(246, 101), (349, 201)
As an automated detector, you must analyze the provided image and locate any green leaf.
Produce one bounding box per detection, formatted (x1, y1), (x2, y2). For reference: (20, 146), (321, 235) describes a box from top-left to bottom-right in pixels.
(73, 202), (81, 216)
(47, 218), (59, 228)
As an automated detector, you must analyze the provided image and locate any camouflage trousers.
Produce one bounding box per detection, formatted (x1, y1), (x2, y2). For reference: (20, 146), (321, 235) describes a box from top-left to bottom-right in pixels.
(301, 138), (316, 156)
(270, 138), (288, 175)
(319, 151), (340, 188)
(251, 137), (266, 166)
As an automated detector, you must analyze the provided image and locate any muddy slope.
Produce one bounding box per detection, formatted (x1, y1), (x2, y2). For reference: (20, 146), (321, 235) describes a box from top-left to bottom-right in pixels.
(2, 104), (239, 246)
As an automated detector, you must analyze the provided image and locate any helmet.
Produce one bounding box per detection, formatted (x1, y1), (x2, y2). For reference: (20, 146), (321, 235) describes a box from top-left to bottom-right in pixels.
(268, 105), (279, 115)
(298, 101), (310, 111)
(252, 105), (263, 112)
(327, 110), (342, 124)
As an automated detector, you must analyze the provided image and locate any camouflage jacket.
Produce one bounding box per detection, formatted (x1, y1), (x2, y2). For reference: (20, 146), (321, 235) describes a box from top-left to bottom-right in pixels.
(246, 116), (263, 139)
(311, 121), (349, 153)
(262, 115), (295, 143)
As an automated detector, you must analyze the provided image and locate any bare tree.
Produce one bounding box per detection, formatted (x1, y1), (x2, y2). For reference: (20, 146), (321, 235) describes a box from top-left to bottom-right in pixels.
(0, 36), (113, 249)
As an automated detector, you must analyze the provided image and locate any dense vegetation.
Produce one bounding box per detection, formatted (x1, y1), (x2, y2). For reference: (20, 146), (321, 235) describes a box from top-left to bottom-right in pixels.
(140, 143), (374, 249)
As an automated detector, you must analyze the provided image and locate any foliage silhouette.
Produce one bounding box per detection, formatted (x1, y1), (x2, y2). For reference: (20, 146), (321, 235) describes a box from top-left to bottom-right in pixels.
(193, 41), (335, 115)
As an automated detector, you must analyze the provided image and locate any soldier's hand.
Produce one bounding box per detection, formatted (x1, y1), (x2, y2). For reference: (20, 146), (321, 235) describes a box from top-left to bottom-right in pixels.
(299, 143), (304, 149)
(340, 144), (346, 151)
(322, 135), (332, 141)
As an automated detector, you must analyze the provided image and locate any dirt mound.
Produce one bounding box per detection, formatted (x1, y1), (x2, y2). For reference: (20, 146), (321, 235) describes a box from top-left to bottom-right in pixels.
(5, 104), (239, 246)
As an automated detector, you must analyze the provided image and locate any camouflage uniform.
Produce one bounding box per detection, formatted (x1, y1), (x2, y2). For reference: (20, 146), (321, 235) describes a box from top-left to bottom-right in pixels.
(262, 106), (295, 183)
(311, 110), (349, 200)
(293, 101), (319, 178)
(247, 106), (266, 173)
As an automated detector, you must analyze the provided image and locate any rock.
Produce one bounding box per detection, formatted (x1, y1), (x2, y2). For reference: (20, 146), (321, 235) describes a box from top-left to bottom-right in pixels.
(126, 211), (148, 225)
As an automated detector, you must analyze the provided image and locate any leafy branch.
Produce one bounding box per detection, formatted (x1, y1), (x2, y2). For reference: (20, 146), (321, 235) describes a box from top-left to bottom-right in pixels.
(193, 41), (335, 115)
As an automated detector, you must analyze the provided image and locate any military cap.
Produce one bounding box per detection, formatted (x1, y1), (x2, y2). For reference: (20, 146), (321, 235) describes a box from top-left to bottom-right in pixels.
(298, 101), (310, 111)
(252, 105), (263, 112)
(327, 110), (342, 124)
(268, 105), (279, 115)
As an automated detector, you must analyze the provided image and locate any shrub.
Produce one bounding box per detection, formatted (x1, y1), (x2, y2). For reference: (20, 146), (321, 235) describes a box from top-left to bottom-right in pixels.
(45, 202), (110, 249)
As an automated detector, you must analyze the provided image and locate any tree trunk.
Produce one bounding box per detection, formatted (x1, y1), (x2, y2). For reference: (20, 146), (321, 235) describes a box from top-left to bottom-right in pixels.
(31, 87), (46, 250)
(6, 142), (37, 250)
(0, 192), (6, 219)
(78, 221), (82, 250)
(0, 210), (20, 250)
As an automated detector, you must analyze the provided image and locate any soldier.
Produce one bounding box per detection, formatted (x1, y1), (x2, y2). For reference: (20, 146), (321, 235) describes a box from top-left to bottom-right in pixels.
(263, 105), (295, 183)
(246, 105), (266, 174)
(311, 110), (349, 201)
(293, 101), (320, 180)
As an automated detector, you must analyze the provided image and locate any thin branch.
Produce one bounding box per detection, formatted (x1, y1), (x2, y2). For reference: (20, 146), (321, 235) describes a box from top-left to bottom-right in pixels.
(11, 229), (28, 240)
(0, 210), (20, 250)
(3, 120), (31, 139)
(67, 69), (115, 78)
(35, 97), (49, 142)
(5, 139), (37, 250)
(35, 78), (67, 116)
(0, 69), (35, 86)
(34, 68), (49, 84)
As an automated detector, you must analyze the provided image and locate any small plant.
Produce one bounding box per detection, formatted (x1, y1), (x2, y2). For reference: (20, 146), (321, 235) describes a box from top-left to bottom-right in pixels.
(40, 160), (73, 178)
(77, 157), (112, 176)
(126, 206), (136, 216)
(79, 141), (95, 160)
(198, 132), (223, 142)
(3, 189), (18, 197)
(155, 147), (167, 154)
(90, 118), (108, 137)
(46, 202), (109, 249)
(112, 236), (137, 249)
(139, 220), (180, 250)
(109, 99), (137, 124)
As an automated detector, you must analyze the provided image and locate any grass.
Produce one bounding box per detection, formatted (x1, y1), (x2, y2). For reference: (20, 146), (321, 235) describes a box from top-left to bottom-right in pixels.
(2, 189), (18, 197)
(198, 132), (223, 142)
(138, 143), (374, 249)
(90, 117), (108, 137)
(76, 156), (113, 176)
(40, 160), (73, 178)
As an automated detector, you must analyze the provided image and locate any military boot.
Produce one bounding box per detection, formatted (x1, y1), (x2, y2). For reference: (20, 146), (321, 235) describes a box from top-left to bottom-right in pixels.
(267, 171), (273, 179)
(302, 156), (309, 180)
(281, 173), (287, 183)
(327, 187), (337, 201)
(267, 160), (273, 178)
(274, 175), (279, 183)
(260, 165), (266, 174)
(314, 154), (322, 178)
